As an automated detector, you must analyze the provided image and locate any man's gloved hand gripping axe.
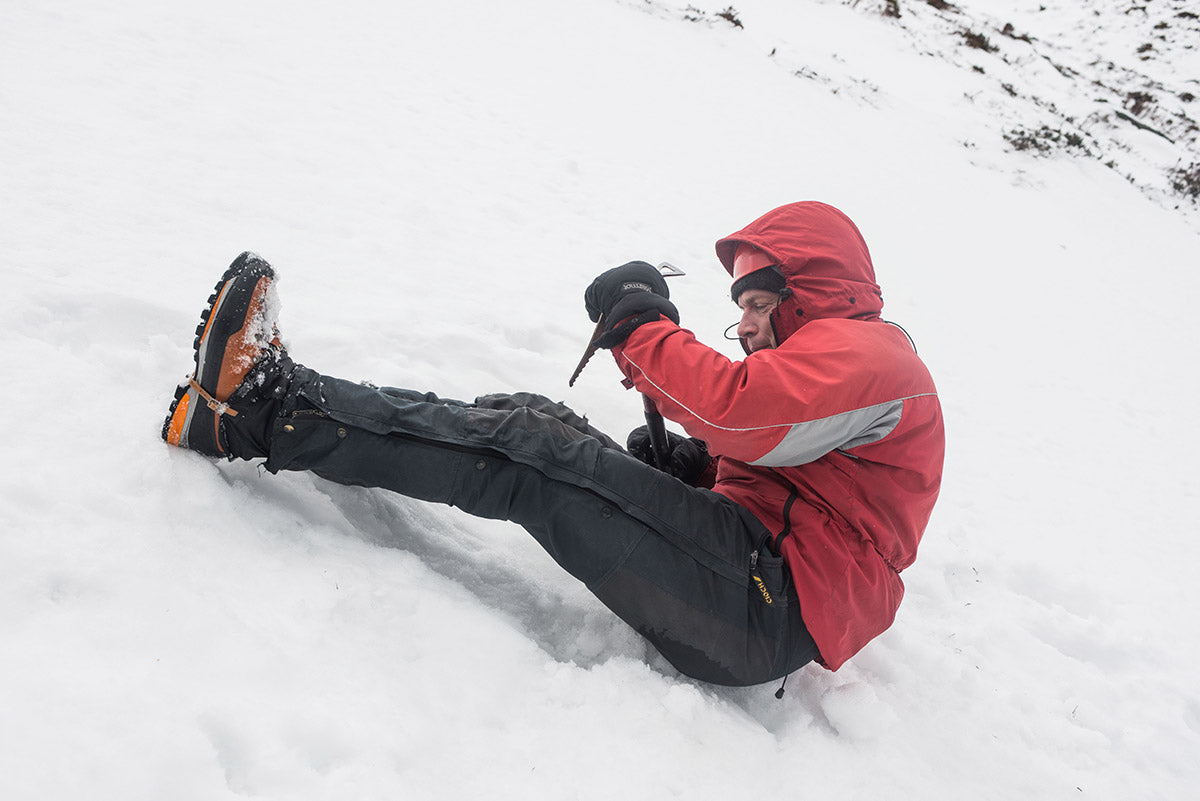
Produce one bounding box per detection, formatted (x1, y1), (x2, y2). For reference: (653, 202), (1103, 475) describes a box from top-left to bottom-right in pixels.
(573, 261), (685, 471)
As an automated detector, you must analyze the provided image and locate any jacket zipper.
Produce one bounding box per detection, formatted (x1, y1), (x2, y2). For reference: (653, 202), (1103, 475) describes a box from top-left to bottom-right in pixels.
(772, 489), (799, 555)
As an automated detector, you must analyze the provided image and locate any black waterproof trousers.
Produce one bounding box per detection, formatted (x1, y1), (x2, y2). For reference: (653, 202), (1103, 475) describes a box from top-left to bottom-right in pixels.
(262, 367), (819, 686)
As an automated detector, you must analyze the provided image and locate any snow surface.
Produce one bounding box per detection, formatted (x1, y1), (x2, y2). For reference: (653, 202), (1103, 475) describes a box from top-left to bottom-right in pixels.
(3, 0), (1199, 798)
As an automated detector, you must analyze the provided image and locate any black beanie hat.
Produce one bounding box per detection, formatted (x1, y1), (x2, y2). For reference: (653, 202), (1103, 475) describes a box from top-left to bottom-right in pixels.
(730, 264), (786, 302)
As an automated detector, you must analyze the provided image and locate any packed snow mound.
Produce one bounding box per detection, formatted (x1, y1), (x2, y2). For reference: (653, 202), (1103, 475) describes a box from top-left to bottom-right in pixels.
(3, 0), (1200, 799)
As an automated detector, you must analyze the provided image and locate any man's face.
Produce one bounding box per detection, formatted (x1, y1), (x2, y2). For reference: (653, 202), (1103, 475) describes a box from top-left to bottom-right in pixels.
(735, 289), (781, 353)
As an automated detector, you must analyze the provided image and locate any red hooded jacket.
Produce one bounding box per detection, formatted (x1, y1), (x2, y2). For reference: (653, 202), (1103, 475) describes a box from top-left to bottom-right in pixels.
(611, 202), (944, 670)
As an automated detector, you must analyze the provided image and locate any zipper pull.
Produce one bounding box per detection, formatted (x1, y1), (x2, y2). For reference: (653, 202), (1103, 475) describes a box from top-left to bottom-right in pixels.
(749, 549), (774, 605)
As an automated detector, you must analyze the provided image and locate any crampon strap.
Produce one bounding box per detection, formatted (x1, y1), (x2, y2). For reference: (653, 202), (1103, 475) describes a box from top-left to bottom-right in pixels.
(188, 376), (239, 417)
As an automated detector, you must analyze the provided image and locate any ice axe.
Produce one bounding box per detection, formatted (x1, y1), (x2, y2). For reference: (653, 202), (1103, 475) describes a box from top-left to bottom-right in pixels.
(569, 262), (685, 472)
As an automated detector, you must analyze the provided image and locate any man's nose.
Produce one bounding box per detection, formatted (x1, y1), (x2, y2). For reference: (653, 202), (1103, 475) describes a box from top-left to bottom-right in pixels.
(736, 310), (759, 340)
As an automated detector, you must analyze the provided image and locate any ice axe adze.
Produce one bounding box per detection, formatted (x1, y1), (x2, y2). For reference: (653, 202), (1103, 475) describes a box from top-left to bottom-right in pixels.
(568, 262), (685, 472)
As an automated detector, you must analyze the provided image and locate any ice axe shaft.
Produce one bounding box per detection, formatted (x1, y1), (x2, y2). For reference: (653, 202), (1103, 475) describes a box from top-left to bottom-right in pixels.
(642, 394), (671, 471)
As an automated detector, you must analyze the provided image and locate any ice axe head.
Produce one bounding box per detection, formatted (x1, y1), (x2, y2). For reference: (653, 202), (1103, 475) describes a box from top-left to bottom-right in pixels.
(568, 262), (685, 387)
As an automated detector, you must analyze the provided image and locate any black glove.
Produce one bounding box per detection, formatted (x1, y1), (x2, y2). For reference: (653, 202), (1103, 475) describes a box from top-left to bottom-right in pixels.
(584, 261), (680, 348)
(627, 426), (712, 486)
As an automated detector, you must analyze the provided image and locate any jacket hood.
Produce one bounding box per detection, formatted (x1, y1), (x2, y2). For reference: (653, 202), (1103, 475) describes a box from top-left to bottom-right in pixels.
(716, 201), (883, 344)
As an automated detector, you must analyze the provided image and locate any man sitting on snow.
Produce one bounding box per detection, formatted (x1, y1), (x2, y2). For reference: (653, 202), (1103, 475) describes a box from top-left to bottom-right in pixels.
(161, 201), (944, 685)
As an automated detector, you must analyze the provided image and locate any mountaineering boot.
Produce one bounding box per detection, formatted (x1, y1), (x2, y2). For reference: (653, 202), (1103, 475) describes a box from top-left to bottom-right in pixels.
(161, 252), (293, 458)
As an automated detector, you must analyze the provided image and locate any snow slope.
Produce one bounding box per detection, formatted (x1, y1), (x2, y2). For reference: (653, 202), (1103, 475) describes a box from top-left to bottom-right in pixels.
(3, 0), (1198, 798)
